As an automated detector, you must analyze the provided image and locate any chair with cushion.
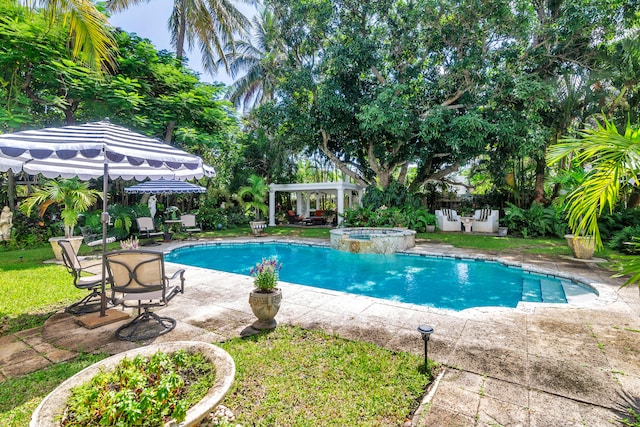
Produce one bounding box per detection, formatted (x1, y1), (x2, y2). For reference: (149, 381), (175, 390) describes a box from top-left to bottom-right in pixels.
(180, 214), (202, 240)
(58, 239), (106, 315)
(286, 210), (303, 224)
(435, 209), (462, 232)
(105, 249), (185, 341)
(136, 216), (163, 244)
(473, 209), (500, 233)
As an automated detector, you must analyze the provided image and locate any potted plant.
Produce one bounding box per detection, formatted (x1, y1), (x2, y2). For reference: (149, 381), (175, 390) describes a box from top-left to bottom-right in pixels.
(20, 178), (100, 260)
(424, 213), (437, 232)
(238, 174), (269, 235)
(248, 257), (283, 330)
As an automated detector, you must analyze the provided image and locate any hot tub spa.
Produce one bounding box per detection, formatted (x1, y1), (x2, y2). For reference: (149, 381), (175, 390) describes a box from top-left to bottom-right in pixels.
(330, 227), (416, 254)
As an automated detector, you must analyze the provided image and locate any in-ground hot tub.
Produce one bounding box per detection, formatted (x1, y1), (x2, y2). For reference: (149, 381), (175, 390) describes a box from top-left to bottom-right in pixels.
(330, 227), (416, 254)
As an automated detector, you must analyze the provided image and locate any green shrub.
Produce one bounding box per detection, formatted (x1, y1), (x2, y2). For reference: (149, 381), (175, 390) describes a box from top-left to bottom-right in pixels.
(502, 202), (567, 238)
(608, 226), (640, 253)
(599, 208), (640, 240)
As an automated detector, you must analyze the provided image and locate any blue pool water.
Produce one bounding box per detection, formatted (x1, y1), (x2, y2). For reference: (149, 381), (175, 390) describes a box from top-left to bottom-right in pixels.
(165, 242), (597, 311)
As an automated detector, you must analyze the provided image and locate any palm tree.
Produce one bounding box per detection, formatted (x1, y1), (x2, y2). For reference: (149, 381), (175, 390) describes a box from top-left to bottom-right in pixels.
(108, 0), (254, 76)
(221, 7), (284, 111)
(547, 117), (640, 251)
(20, 178), (101, 238)
(27, 0), (116, 70)
(238, 174), (269, 220)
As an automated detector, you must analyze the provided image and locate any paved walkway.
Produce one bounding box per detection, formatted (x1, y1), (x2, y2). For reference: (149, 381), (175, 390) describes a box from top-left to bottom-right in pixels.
(1, 237), (640, 426)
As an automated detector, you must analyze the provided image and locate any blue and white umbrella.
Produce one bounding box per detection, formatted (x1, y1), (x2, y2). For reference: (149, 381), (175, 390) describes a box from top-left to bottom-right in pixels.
(0, 119), (214, 317)
(125, 178), (206, 195)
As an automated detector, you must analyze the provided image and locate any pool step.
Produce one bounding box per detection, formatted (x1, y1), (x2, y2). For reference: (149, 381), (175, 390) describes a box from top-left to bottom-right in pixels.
(522, 278), (542, 302)
(522, 278), (567, 303)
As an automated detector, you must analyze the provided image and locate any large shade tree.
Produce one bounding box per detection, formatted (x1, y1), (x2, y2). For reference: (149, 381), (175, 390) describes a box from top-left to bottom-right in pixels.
(249, 0), (638, 201)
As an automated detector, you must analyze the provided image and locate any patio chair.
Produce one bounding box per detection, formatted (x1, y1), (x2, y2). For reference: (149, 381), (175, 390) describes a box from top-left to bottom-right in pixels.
(80, 226), (116, 248)
(58, 239), (105, 315)
(136, 216), (163, 244)
(435, 209), (462, 232)
(180, 214), (202, 240)
(286, 210), (303, 224)
(105, 249), (185, 341)
(473, 209), (500, 233)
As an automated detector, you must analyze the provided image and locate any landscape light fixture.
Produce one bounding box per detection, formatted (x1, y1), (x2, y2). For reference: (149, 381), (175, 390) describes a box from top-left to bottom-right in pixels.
(417, 324), (434, 368)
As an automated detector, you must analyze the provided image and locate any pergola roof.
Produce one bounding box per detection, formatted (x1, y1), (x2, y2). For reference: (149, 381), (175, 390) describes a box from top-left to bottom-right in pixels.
(269, 182), (365, 193)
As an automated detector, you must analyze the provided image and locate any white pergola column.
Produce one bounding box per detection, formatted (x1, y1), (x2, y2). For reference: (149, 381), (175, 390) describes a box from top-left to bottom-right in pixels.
(337, 187), (345, 225)
(295, 191), (303, 215)
(268, 188), (276, 226)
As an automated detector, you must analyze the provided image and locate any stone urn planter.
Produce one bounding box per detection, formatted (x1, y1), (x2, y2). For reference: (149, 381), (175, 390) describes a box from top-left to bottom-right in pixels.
(248, 288), (283, 330)
(498, 227), (509, 237)
(250, 220), (267, 236)
(564, 234), (595, 259)
(30, 341), (235, 427)
(48, 236), (84, 261)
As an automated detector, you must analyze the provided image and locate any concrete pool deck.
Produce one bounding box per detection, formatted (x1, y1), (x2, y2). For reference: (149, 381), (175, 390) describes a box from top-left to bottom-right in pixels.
(1, 237), (640, 426)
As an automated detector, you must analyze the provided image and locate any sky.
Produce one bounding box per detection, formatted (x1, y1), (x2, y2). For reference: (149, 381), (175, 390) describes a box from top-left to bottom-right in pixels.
(108, 1), (257, 86)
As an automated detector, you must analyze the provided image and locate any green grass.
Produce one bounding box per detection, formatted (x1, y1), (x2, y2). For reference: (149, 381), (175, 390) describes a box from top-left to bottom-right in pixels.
(219, 325), (432, 426)
(0, 353), (108, 427)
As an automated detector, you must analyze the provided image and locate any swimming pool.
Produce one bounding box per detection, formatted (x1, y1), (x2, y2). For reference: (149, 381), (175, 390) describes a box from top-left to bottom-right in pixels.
(165, 242), (598, 311)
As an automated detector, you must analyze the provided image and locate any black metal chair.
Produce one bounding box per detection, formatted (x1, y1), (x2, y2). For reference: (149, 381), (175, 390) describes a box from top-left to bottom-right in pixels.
(58, 239), (105, 315)
(105, 250), (184, 341)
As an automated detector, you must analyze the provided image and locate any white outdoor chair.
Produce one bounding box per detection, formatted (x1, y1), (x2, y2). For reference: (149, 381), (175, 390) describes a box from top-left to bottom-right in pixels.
(180, 214), (202, 240)
(435, 209), (462, 232)
(136, 216), (163, 244)
(473, 209), (500, 233)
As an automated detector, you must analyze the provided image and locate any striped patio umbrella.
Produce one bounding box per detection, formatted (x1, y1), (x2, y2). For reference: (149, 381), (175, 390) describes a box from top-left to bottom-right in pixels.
(0, 119), (214, 317)
(124, 178), (206, 194)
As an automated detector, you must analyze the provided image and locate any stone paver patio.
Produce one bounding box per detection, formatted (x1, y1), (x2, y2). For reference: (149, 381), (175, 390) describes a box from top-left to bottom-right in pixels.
(1, 237), (639, 426)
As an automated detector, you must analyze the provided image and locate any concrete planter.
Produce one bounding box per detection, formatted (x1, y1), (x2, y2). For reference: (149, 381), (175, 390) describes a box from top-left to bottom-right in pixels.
(248, 288), (282, 330)
(564, 234), (595, 259)
(48, 236), (83, 261)
(250, 221), (267, 236)
(30, 341), (235, 427)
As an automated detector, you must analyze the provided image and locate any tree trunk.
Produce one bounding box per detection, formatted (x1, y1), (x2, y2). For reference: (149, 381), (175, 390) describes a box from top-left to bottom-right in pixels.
(533, 155), (546, 204)
(628, 187), (640, 208)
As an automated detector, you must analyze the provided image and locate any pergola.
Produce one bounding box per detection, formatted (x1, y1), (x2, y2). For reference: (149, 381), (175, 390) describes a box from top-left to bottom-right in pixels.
(268, 181), (365, 226)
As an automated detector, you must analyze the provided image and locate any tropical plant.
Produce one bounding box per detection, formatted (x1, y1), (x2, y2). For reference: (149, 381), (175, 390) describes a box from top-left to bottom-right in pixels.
(238, 174), (269, 221)
(19, 178), (101, 238)
(250, 257), (282, 292)
(501, 202), (567, 238)
(23, 0), (116, 70)
(547, 117), (640, 249)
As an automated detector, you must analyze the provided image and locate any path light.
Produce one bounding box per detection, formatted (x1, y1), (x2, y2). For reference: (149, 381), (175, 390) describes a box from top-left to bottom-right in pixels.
(417, 325), (434, 369)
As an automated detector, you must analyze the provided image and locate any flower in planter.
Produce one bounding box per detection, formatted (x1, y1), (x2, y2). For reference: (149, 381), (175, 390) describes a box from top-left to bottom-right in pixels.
(250, 257), (282, 292)
(120, 236), (139, 250)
